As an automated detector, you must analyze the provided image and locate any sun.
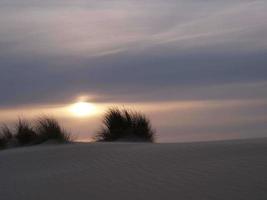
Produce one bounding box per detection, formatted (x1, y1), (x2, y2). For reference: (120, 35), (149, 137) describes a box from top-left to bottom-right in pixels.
(69, 102), (97, 117)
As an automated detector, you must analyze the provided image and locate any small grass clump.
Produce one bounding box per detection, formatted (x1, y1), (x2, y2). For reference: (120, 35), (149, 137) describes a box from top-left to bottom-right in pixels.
(36, 117), (72, 143)
(95, 108), (155, 142)
(0, 134), (7, 149)
(15, 119), (37, 145)
(0, 117), (72, 150)
(0, 125), (13, 149)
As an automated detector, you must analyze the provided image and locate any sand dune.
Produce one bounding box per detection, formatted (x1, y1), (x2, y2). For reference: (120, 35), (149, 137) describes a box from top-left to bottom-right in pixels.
(1, 138), (267, 200)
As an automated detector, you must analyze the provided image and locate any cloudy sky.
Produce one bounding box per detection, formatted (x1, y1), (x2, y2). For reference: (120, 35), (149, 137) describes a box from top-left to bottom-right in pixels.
(0, 0), (267, 142)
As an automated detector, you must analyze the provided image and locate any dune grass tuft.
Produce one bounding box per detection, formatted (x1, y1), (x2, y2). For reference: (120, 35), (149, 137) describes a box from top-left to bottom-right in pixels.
(0, 125), (13, 149)
(0, 117), (72, 150)
(0, 134), (7, 149)
(15, 119), (38, 145)
(36, 117), (72, 143)
(95, 108), (155, 142)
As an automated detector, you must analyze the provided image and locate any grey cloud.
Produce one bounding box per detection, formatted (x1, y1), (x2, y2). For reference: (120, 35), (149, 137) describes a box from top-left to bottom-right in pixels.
(1, 50), (267, 107)
(0, 0), (267, 108)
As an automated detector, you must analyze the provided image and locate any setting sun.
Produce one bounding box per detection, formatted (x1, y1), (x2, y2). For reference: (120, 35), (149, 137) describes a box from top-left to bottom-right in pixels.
(69, 102), (97, 117)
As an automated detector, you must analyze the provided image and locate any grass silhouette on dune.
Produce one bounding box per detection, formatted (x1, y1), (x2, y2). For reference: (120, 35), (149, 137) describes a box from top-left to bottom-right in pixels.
(15, 119), (38, 145)
(0, 108), (155, 150)
(95, 108), (155, 142)
(36, 117), (72, 143)
(0, 117), (72, 149)
(0, 125), (12, 149)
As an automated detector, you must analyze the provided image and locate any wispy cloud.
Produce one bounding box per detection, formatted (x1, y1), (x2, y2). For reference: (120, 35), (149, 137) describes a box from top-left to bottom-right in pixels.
(1, 0), (266, 57)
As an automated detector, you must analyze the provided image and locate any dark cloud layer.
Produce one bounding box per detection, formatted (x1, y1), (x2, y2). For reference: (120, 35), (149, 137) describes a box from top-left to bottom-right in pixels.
(1, 49), (267, 107)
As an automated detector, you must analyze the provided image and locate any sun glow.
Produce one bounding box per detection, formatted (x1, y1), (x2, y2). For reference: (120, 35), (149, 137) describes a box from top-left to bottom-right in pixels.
(69, 102), (97, 117)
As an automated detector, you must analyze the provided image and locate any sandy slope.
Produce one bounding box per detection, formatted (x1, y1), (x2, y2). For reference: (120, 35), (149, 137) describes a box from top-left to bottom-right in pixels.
(1, 138), (267, 200)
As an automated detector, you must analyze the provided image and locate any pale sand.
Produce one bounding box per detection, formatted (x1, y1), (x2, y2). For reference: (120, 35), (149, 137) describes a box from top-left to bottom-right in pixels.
(1, 138), (267, 200)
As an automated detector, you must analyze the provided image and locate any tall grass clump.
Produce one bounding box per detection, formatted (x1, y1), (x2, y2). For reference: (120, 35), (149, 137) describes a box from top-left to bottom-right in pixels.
(36, 117), (72, 143)
(95, 108), (155, 142)
(0, 125), (12, 149)
(15, 119), (37, 145)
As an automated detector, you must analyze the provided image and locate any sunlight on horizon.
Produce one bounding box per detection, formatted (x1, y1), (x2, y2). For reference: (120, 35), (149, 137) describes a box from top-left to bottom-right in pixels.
(69, 101), (98, 117)
(0, 99), (267, 142)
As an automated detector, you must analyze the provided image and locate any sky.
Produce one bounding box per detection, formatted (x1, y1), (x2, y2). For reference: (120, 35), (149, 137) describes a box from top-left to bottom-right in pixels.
(0, 0), (267, 142)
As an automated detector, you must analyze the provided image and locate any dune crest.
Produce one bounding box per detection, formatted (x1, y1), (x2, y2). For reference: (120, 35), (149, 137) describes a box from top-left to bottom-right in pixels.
(1, 138), (267, 200)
